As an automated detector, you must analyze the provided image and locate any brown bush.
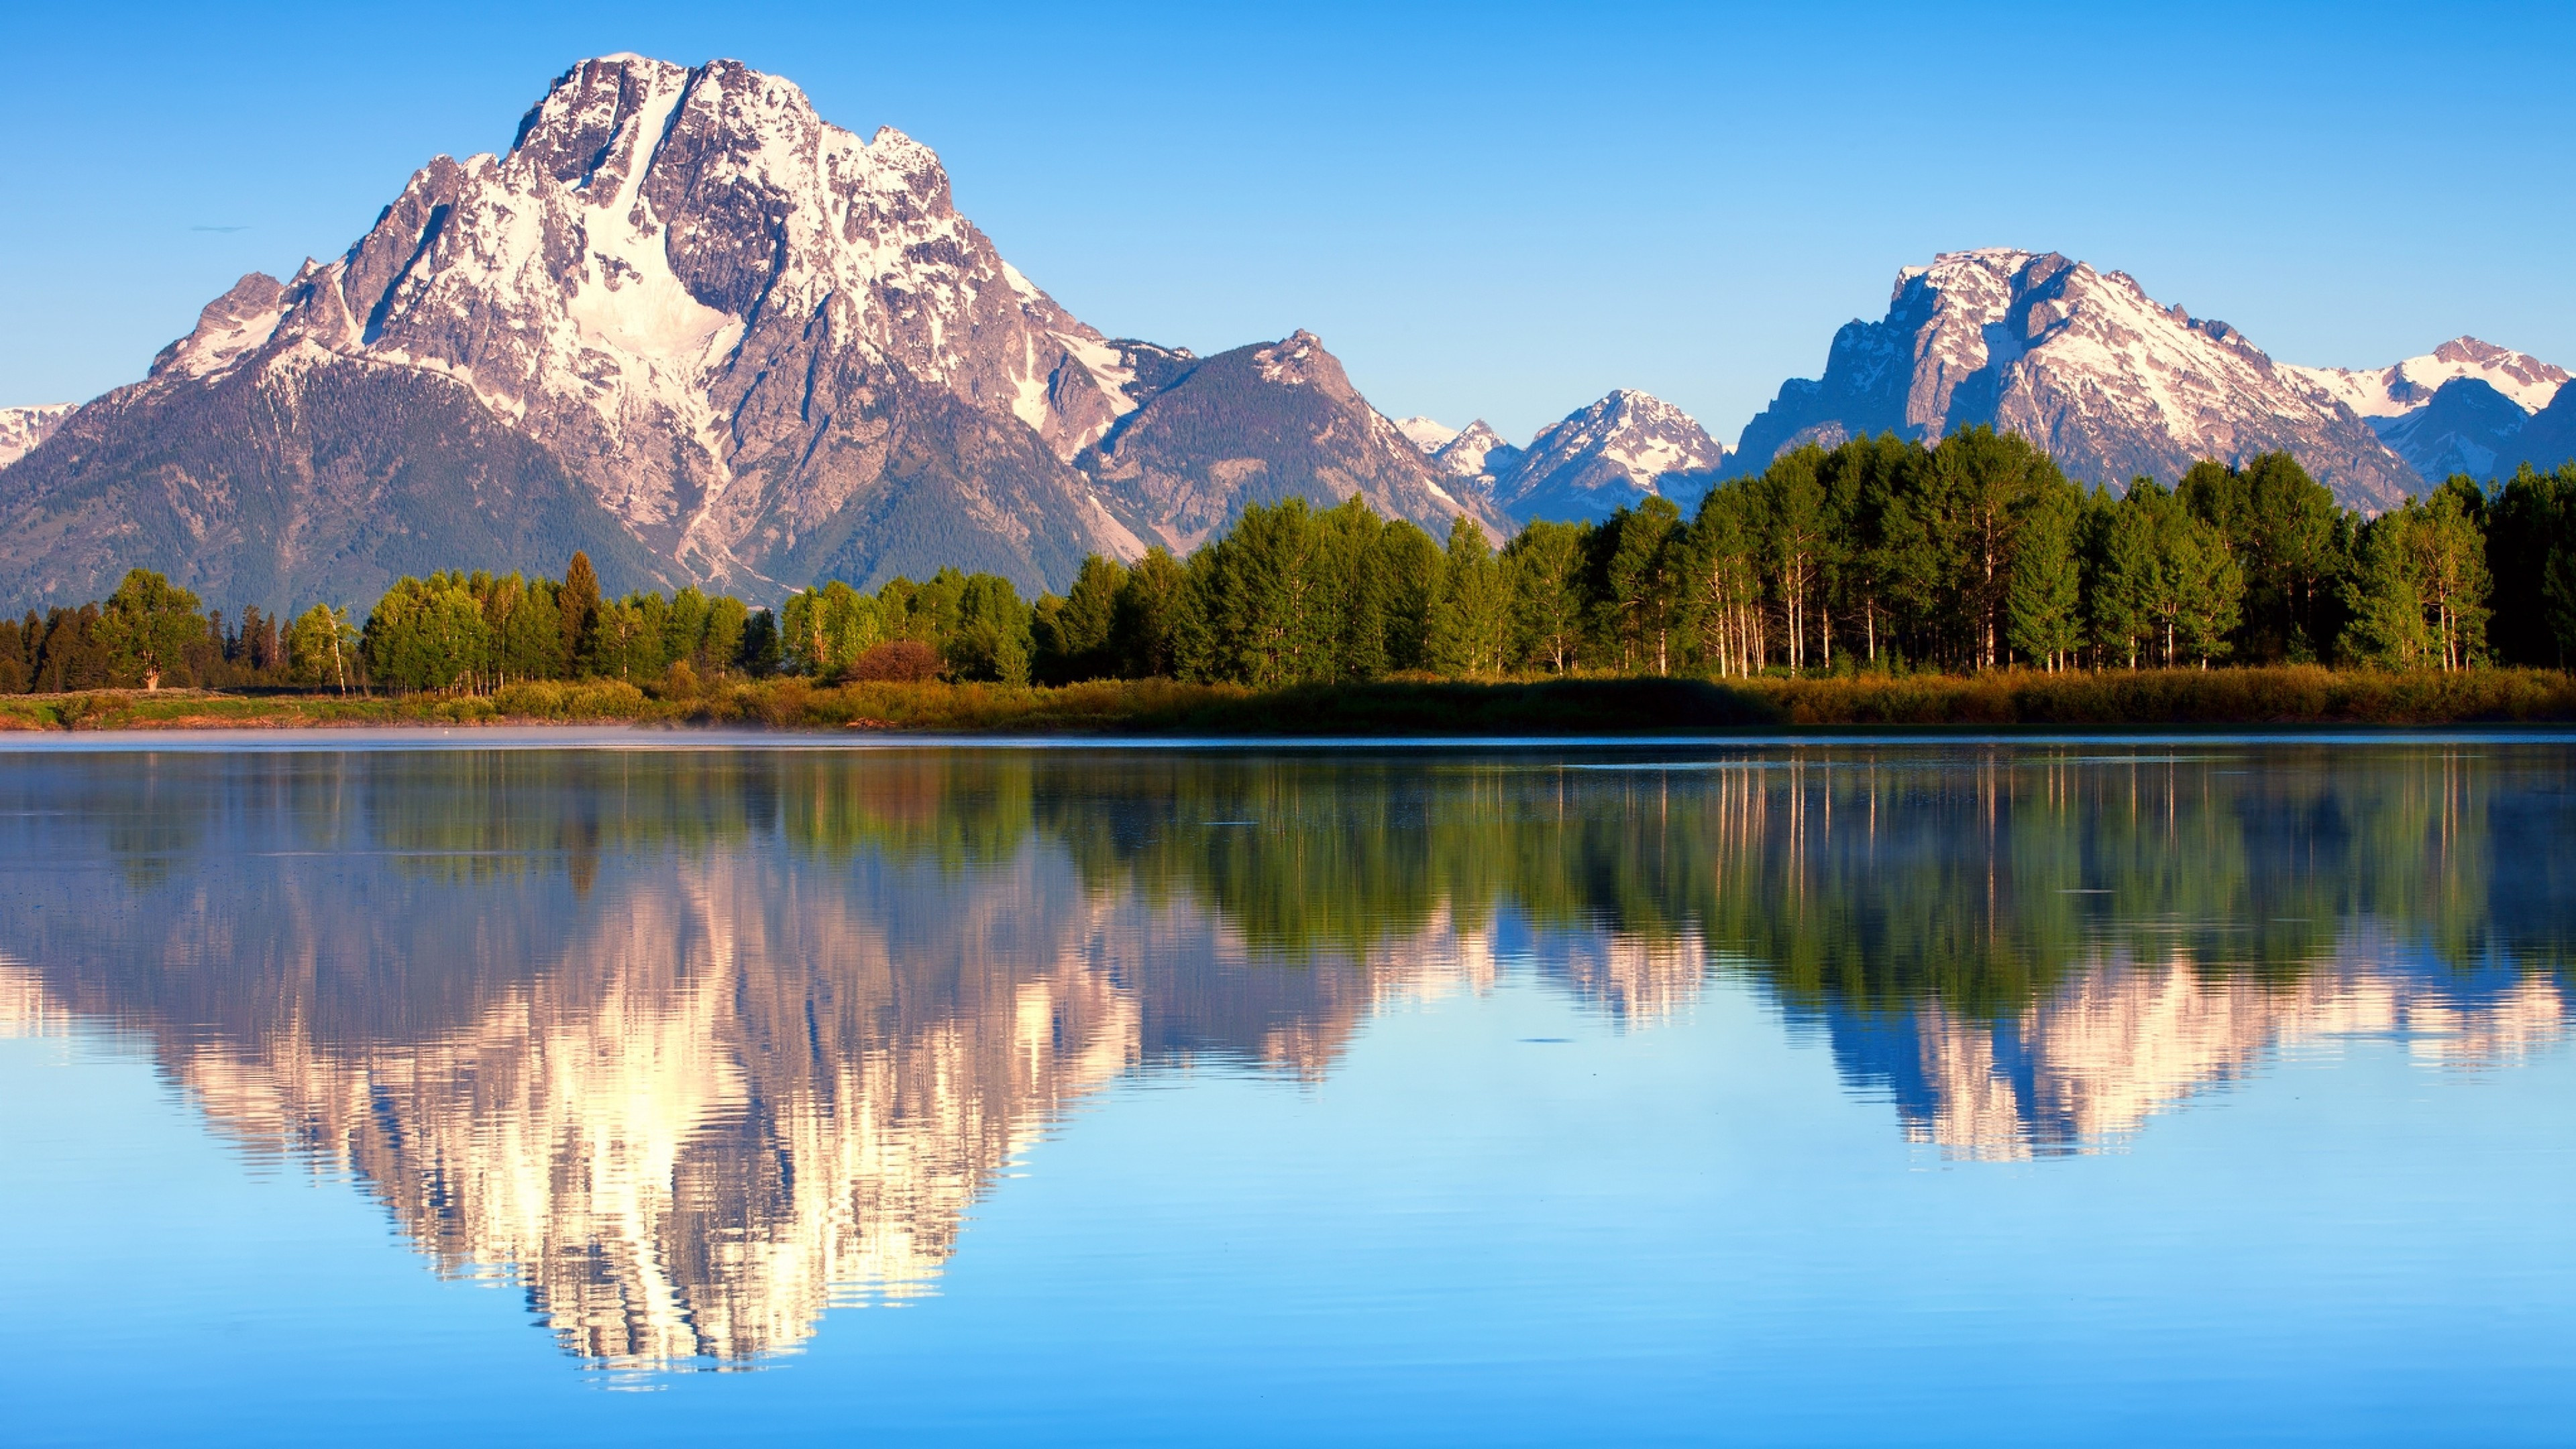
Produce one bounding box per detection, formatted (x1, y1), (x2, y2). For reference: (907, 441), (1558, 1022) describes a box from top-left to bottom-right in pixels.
(839, 639), (943, 684)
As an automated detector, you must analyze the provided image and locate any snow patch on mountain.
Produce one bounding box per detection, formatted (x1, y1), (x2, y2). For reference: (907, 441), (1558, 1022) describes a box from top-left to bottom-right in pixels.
(0, 404), (76, 470)
(2286, 338), (2567, 419)
(1395, 416), (1460, 451)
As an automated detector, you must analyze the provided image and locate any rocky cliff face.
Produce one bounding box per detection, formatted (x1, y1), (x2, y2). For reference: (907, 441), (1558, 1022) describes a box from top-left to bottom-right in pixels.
(1491, 389), (1727, 522)
(0, 405), (74, 470)
(1078, 330), (1507, 552)
(0, 56), (1487, 612)
(1733, 250), (2422, 511)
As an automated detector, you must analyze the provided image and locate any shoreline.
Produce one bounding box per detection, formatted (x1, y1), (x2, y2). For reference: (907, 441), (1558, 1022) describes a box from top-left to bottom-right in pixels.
(3, 723), (2575, 753)
(3, 667), (2574, 739)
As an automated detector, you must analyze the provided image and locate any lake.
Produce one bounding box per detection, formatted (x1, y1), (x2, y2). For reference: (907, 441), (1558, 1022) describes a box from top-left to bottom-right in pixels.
(1, 735), (2569, 1445)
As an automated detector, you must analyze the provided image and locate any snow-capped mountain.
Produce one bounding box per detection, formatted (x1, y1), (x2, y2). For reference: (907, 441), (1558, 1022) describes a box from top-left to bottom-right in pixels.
(0, 405), (73, 470)
(2286, 337), (2567, 419)
(1433, 421), (1519, 484)
(0, 56), (1493, 613)
(1732, 250), (2420, 511)
(1493, 390), (1727, 522)
(2369, 378), (2530, 482)
(1396, 417), (1521, 486)
(2277, 337), (2569, 482)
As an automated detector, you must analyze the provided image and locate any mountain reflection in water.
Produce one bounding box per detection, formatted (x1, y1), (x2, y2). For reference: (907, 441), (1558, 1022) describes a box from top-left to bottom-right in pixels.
(0, 743), (2565, 1368)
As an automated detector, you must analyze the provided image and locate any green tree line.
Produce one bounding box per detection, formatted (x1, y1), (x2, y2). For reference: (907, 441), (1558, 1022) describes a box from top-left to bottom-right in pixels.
(11, 431), (2576, 696)
(1036, 431), (2576, 685)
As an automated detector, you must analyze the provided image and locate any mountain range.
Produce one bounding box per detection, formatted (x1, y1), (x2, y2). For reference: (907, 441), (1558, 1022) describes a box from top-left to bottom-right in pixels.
(1, 56), (2569, 612)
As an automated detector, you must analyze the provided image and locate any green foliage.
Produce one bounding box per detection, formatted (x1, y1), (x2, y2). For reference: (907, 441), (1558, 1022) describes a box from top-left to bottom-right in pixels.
(286, 604), (359, 692)
(2342, 512), (2430, 668)
(2006, 475), (2084, 669)
(362, 574), (491, 692)
(23, 431), (2571, 700)
(94, 570), (209, 690)
(1424, 515), (1511, 676)
(2180, 453), (2342, 661)
(1504, 519), (1588, 672)
(1034, 554), (1128, 684)
(1111, 547), (1184, 678)
(780, 581), (885, 678)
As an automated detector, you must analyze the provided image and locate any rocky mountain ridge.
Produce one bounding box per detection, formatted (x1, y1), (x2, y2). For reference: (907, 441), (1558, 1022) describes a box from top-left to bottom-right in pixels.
(1398, 391), (1726, 523)
(2286, 337), (2567, 419)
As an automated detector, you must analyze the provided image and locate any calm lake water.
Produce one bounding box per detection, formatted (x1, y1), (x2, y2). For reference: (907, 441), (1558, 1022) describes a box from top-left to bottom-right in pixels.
(1, 735), (2570, 1445)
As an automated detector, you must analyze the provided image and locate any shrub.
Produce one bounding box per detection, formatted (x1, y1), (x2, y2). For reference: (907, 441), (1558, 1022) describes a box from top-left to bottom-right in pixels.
(840, 639), (942, 683)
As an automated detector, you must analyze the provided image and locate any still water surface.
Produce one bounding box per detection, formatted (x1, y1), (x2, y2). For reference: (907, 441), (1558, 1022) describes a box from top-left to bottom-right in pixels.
(0, 737), (2570, 1444)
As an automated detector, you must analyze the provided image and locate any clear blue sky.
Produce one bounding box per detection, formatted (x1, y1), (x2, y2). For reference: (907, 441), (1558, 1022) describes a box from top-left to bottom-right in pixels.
(3, 1), (2569, 446)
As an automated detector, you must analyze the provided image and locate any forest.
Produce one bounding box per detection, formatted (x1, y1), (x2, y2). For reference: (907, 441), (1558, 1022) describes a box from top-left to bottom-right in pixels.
(7, 427), (2576, 698)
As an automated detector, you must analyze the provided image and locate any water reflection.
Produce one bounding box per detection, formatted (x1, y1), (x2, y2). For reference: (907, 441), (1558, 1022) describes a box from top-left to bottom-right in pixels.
(0, 743), (2566, 1366)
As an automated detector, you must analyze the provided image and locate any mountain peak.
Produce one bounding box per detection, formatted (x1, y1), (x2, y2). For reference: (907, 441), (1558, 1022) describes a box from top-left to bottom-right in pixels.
(1395, 416), (1460, 451)
(1491, 389), (1725, 522)
(1735, 249), (2418, 511)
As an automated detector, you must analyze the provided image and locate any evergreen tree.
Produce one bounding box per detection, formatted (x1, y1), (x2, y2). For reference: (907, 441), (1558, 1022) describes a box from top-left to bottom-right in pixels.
(1034, 554), (1127, 684)
(945, 574), (1033, 684)
(2006, 476), (2084, 669)
(737, 608), (782, 676)
(1597, 498), (1685, 676)
(1318, 498), (1390, 682)
(558, 551), (601, 675)
(2483, 463), (2576, 665)
(1375, 519), (1442, 673)
(1424, 515), (1511, 677)
(1111, 547), (1185, 678)
(2180, 453), (2340, 661)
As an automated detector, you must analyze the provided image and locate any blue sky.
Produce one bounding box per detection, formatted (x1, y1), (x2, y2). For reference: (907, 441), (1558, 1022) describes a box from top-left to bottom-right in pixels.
(3, 1), (2570, 445)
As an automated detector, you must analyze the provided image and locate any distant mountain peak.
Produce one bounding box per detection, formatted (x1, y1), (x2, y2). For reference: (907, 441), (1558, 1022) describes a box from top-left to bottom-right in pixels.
(1394, 416), (1460, 452)
(0, 403), (76, 470)
(2286, 337), (2568, 420)
(1733, 248), (2419, 511)
(1491, 389), (1725, 522)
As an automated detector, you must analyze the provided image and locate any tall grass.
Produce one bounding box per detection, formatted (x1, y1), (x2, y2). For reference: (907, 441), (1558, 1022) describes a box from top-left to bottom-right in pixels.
(1, 667), (2569, 733)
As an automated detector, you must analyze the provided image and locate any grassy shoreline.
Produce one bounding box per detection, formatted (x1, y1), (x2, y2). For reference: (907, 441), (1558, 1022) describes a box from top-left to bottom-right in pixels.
(2, 666), (2573, 735)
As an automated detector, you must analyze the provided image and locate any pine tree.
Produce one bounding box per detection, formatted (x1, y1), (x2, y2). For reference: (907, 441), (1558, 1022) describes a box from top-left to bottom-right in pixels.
(1111, 547), (1185, 678)
(1424, 516), (1509, 677)
(2006, 478), (2084, 669)
(558, 551), (601, 675)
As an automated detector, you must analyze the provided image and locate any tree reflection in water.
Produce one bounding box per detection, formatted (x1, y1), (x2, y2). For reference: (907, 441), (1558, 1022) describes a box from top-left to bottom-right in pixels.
(0, 743), (2564, 1366)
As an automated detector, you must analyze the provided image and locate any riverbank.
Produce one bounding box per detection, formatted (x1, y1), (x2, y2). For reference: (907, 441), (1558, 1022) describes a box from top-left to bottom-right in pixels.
(3, 666), (2573, 734)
